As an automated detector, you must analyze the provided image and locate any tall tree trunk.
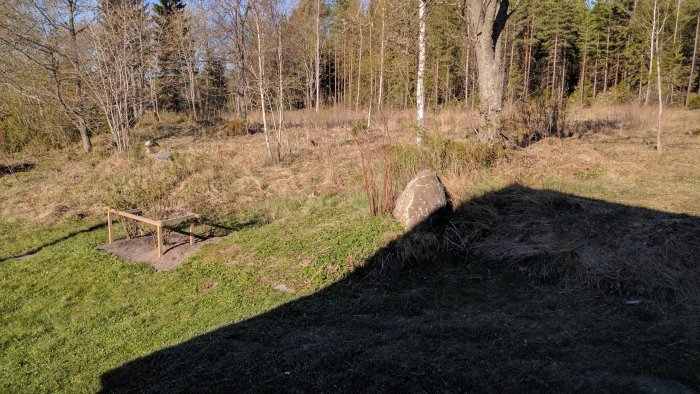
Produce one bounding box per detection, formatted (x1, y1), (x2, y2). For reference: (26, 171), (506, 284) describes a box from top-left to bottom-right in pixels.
(465, 28), (471, 105)
(559, 47), (567, 104)
(507, 31), (515, 104)
(356, 17), (363, 111)
(416, 0), (427, 144)
(445, 65), (450, 104)
(614, 52), (620, 88)
(434, 59), (440, 107)
(236, 2), (249, 119)
(253, 9), (272, 161)
(645, 0), (658, 106)
(673, 0), (682, 44)
(686, 13), (700, 106)
(315, 0), (321, 112)
(523, 14), (534, 98)
(580, 50), (587, 107)
(67, 0), (91, 153)
(469, 0), (516, 146)
(378, 0), (385, 110)
(277, 22), (286, 158)
(551, 33), (559, 97)
(593, 31), (599, 97)
(656, 28), (663, 154)
(366, 14), (373, 129)
(603, 20), (611, 93)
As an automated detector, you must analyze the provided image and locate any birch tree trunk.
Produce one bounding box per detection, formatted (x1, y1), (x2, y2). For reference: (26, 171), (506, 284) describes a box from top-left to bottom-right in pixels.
(315, 0), (321, 112)
(416, 0), (426, 145)
(356, 14), (363, 112)
(686, 13), (699, 107)
(277, 21), (285, 158)
(253, 8), (273, 161)
(656, 27), (663, 154)
(377, 0), (385, 111)
(645, 0), (658, 106)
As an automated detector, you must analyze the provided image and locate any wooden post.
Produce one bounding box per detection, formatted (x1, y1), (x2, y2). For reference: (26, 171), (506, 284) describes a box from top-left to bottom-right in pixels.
(107, 210), (113, 244)
(104, 208), (199, 257)
(156, 224), (163, 258)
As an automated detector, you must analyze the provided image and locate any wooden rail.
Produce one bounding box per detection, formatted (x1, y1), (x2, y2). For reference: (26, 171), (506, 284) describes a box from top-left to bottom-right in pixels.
(105, 208), (200, 258)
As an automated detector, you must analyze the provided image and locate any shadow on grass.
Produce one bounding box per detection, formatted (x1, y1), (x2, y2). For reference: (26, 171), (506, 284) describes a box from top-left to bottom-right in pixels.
(0, 162), (35, 177)
(100, 185), (700, 392)
(0, 222), (105, 263)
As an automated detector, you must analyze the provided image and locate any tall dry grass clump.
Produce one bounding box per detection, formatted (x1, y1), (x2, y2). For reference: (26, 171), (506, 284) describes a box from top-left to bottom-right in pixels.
(389, 132), (503, 182)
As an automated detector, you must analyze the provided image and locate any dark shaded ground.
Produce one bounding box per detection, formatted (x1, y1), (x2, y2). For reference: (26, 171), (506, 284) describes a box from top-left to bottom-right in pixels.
(101, 186), (700, 393)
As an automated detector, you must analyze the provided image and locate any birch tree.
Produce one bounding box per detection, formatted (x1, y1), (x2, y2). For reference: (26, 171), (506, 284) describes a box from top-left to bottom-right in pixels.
(87, 0), (147, 152)
(416, 0), (426, 145)
(686, 12), (699, 106)
(315, 0), (321, 112)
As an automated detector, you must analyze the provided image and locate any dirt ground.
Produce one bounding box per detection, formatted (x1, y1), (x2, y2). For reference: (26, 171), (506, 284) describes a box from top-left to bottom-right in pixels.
(98, 234), (220, 271)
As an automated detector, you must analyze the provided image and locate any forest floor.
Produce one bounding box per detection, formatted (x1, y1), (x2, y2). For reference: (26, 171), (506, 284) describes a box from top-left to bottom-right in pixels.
(0, 106), (698, 392)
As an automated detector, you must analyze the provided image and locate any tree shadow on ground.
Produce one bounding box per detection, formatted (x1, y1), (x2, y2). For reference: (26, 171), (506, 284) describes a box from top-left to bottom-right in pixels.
(0, 222), (105, 263)
(0, 162), (34, 178)
(100, 185), (700, 393)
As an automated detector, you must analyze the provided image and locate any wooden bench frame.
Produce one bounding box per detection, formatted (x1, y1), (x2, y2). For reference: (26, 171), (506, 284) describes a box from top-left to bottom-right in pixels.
(105, 208), (201, 258)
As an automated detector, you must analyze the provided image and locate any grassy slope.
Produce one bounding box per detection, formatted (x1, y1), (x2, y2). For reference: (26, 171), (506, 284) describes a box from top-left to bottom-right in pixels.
(1, 107), (698, 392)
(0, 195), (395, 392)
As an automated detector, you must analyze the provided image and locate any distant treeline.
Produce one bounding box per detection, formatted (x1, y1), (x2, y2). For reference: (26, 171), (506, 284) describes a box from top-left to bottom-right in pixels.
(0, 0), (698, 153)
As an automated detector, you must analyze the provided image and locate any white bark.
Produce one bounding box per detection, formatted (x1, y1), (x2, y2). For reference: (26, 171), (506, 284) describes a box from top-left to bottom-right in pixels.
(416, 0), (426, 145)
(686, 13), (699, 106)
(656, 28), (663, 154)
(315, 0), (321, 112)
(645, 0), (658, 106)
(277, 21), (286, 158)
(378, 0), (386, 110)
(253, 8), (273, 161)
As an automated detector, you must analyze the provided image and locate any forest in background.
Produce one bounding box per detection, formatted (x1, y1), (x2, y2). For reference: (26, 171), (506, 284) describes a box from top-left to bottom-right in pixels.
(1, 0), (699, 155)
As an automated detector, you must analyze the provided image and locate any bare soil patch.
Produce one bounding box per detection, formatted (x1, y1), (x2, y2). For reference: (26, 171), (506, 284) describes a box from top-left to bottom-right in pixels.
(98, 233), (219, 271)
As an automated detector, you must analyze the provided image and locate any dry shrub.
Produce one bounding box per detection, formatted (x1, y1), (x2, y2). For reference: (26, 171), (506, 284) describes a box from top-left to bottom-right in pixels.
(133, 112), (158, 129)
(444, 185), (700, 301)
(502, 94), (567, 147)
(103, 163), (180, 213)
(220, 119), (248, 136)
(389, 133), (502, 183)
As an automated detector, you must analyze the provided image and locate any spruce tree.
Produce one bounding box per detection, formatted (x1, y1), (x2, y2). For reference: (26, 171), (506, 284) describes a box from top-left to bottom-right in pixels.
(203, 54), (228, 119)
(153, 0), (187, 112)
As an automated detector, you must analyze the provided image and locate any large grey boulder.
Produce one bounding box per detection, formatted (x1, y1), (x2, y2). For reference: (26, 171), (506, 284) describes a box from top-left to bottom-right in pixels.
(393, 170), (447, 229)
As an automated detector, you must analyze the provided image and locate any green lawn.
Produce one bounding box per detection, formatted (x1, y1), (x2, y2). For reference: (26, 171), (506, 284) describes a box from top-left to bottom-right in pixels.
(0, 194), (395, 392)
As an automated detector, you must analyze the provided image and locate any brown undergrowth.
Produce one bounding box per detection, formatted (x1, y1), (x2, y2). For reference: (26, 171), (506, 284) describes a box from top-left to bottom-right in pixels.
(1, 105), (698, 301)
